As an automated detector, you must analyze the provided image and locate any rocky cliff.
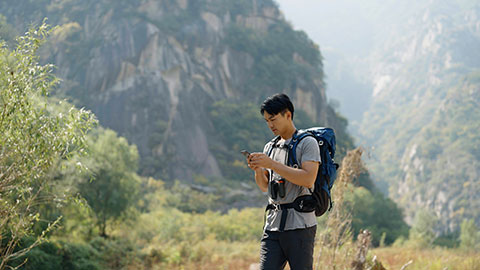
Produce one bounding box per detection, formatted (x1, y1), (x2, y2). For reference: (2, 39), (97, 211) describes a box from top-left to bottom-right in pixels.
(0, 0), (346, 184)
(359, 0), (480, 232)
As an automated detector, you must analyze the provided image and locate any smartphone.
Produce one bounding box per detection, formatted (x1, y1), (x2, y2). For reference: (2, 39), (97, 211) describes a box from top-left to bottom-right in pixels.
(240, 150), (250, 158)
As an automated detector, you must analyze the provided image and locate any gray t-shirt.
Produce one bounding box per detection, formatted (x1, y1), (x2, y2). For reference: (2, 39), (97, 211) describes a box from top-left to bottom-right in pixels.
(263, 135), (321, 231)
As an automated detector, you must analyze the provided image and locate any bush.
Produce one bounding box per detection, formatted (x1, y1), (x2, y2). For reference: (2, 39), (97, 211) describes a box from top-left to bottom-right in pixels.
(0, 22), (96, 268)
(346, 187), (409, 246)
(407, 209), (439, 248)
(460, 219), (480, 250)
(8, 239), (101, 270)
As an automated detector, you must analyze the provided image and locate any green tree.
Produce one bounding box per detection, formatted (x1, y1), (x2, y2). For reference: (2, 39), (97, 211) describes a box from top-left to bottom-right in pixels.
(408, 209), (439, 248)
(0, 23), (96, 269)
(347, 187), (409, 246)
(77, 128), (141, 237)
(459, 219), (480, 250)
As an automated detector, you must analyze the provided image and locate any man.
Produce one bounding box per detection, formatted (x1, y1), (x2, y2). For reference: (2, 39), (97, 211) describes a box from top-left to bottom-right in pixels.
(247, 93), (321, 270)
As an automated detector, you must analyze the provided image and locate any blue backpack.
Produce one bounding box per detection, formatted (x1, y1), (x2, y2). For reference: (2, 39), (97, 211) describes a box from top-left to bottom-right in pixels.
(266, 127), (338, 220)
(288, 127), (339, 216)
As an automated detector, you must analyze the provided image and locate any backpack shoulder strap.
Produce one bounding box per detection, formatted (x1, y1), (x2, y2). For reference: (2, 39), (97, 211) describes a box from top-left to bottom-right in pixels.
(287, 130), (315, 167)
(267, 136), (281, 157)
(265, 136), (282, 184)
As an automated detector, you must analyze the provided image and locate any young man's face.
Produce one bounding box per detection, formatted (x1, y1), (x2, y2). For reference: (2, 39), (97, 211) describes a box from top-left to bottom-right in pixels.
(263, 110), (291, 136)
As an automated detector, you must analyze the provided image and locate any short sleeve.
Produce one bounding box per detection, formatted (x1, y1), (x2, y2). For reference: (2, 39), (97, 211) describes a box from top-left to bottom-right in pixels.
(299, 136), (321, 165)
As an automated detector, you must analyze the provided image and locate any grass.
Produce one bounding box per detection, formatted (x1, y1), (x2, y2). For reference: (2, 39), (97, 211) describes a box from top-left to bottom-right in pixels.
(136, 240), (260, 270)
(143, 243), (480, 270)
(371, 247), (480, 270)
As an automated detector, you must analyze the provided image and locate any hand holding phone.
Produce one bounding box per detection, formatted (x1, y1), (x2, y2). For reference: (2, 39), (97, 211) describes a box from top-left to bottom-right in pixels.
(242, 150), (256, 171)
(240, 150), (250, 158)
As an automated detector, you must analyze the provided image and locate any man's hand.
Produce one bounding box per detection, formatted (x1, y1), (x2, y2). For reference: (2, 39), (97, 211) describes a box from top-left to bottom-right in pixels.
(248, 153), (274, 170)
(247, 153), (270, 192)
(246, 153), (261, 171)
(249, 152), (318, 189)
(247, 154), (259, 171)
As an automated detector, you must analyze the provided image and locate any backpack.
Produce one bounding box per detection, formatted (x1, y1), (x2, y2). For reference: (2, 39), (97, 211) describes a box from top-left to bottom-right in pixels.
(287, 127), (339, 216)
(265, 127), (339, 230)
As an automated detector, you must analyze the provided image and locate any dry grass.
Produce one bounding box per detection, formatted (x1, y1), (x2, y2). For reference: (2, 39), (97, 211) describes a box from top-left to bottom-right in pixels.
(313, 147), (366, 270)
(371, 247), (480, 270)
(145, 245), (480, 270)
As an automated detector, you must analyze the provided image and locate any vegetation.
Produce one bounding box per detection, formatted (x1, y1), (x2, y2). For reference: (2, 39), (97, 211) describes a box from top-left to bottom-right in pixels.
(208, 100), (272, 182)
(225, 22), (322, 94)
(8, 238), (102, 270)
(358, 0), (480, 233)
(460, 219), (480, 250)
(0, 23), (96, 269)
(346, 187), (409, 246)
(72, 128), (141, 237)
(371, 247), (480, 270)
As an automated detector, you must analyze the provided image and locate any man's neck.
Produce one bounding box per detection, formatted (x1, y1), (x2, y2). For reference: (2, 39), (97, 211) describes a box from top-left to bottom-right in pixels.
(280, 125), (296, 140)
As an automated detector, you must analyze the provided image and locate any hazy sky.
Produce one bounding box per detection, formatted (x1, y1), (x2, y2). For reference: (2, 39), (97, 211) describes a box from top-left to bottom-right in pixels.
(275, 0), (336, 46)
(275, 0), (375, 56)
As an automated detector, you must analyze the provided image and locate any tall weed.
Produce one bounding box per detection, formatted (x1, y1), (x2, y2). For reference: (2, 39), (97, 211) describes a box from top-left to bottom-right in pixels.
(314, 147), (366, 270)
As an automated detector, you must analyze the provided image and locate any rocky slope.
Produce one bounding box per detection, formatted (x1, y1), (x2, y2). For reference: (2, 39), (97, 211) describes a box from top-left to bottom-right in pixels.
(359, 0), (480, 232)
(0, 0), (348, 185)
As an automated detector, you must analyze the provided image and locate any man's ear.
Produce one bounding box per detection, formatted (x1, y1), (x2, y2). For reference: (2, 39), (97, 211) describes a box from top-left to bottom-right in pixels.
(285, 110), (292, 120)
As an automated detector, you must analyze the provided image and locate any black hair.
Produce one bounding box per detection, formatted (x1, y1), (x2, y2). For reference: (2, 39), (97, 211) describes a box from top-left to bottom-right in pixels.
(260, 93), (294, 119)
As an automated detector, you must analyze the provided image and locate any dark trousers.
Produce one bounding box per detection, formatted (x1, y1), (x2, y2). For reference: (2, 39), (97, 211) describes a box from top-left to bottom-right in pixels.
(259, 226), (316, 270)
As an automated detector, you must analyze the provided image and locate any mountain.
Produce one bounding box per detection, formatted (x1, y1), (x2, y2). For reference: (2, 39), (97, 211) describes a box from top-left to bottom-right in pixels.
(359, 0), (480, 232)
(0, 0), (353, 190)
(276, 0), (480, 233)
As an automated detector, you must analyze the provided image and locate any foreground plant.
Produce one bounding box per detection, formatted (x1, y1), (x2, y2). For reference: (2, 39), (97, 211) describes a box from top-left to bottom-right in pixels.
(0, 22), (96, 269)
(314, 147), (365, 269)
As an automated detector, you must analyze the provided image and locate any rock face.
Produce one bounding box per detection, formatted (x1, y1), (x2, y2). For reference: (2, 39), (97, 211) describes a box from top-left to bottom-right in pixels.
(0, 0), (338, 182)
(359, 0), (480, 232)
